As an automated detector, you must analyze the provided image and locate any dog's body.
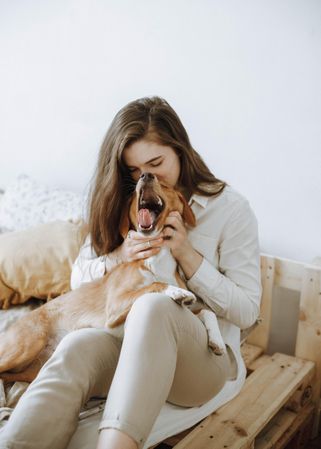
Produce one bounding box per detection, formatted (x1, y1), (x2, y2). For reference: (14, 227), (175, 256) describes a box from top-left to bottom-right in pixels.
(0, 174), (226, 383)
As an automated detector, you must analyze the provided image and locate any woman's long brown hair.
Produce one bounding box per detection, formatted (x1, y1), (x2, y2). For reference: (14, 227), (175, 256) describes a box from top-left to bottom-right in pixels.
(88, 96), (226, 255)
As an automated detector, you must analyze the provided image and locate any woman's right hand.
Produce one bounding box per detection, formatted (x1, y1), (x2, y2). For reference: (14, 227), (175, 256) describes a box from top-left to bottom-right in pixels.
(116, 230), (163, 263)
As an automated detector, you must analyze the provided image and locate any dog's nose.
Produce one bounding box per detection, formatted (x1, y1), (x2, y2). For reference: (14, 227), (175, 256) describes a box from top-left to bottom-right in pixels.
(140, 172), (155, 182)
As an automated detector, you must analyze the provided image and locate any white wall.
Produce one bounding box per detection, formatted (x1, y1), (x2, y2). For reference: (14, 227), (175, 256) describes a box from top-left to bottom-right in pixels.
(1, 0), (320, 263)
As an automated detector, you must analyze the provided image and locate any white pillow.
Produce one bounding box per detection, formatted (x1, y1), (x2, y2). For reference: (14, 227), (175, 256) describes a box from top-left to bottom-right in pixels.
(0, 174), (85, 231)
(0, 191), (11, 234)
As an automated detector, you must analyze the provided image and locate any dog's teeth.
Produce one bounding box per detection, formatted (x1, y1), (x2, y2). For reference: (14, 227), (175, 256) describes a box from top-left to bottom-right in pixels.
(157, 197), (162, 206)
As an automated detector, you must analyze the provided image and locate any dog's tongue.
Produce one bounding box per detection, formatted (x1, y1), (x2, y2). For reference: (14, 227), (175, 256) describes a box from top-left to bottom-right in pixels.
(138, 208), (153, 228)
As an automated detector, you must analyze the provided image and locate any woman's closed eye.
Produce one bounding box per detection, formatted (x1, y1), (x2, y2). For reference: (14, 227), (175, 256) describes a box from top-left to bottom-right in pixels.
(150, 161), (162, 168)
(127, 159), (163, 174)
(128, 167), (139, 173)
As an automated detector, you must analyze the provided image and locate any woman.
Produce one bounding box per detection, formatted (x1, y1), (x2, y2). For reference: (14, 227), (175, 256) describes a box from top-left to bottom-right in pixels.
(0, 96), (261, 449)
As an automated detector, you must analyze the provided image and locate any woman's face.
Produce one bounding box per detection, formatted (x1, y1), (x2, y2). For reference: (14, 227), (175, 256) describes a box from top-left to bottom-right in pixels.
(123, 139), (181, 187)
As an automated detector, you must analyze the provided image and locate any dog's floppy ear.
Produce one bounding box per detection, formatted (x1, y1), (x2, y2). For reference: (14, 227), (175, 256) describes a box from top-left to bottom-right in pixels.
(178, 193), (196, 227)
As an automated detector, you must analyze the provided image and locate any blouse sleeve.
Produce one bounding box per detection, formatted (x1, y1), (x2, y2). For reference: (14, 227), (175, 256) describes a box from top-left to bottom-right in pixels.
(70, 235), (107, 290)
(186, 199), (262, 330)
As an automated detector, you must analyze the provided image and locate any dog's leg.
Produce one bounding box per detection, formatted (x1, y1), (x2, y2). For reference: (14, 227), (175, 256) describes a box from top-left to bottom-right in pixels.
(0, 309), (50, 375)
(105, 282), (168, 328)
(0, 360), (43, 383)
(163, 285), (197, 306)
(197, 310), (227, 355)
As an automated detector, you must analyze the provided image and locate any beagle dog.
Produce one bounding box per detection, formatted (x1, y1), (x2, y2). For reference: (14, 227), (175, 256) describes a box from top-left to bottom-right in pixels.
(0, 173), (226, 383)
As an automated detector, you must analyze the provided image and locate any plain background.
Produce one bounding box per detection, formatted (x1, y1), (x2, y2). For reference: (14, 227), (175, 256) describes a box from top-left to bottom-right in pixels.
(1, 0), (320, 352)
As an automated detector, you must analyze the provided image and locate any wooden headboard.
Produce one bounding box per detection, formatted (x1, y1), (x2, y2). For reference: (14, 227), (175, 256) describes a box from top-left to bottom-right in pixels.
(247, 254), (321, 432)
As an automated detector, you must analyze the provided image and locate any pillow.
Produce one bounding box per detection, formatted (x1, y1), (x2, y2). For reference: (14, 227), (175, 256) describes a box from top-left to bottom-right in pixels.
(0, 191), (10, 234)
(0, 220), (88, 309)
(0, 174), (85, 232)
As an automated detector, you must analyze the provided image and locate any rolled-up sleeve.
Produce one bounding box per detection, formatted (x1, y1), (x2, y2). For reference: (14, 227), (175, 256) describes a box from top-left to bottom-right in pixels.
(187, 199), (261, 329)
(70, 235), (106, 290)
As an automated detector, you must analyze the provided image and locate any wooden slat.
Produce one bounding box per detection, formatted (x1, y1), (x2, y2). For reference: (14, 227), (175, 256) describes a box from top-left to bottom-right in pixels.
(255, 403), (314, 449)
(260, 253), (321, 291)
(174, 354), (315, 449)
(241, 343), (264, 368)
(285, 367), (315, 414)
(295, 265), (321, 436)
(273, 257), (304, 291)
(160, 424), (199, 447)
(247, 255), (275, 351)
(248, 355), (271, 372)
(255, 408), (297, 449)
(263, 252), (319, 288)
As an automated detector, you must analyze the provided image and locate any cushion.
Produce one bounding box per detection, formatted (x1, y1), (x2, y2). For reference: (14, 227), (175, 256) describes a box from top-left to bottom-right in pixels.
(0, 220), (88, 309)
(0, 174), (85, 232)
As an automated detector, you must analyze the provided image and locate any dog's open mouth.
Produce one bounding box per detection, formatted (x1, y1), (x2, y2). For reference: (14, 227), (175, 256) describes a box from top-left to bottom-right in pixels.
(138, 191), (164, 232)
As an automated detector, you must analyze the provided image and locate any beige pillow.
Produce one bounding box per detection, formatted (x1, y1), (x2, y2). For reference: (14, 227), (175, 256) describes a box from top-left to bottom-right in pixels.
(0, 220), (88, 309)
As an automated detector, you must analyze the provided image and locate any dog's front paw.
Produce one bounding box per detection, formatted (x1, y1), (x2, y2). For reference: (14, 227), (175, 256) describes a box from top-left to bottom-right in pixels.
(208, 339), (227, 356)
(197, 309), (227, 356)
(164, 286), (196, 306)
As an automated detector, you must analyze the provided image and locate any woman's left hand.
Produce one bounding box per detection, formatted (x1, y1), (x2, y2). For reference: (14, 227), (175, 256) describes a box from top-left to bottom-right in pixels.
(162, 210), (203, 279)
(162, 211), (193, 258)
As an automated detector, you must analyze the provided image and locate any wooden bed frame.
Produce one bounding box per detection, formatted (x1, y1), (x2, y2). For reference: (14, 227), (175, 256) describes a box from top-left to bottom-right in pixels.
(152, 253), (321, 449)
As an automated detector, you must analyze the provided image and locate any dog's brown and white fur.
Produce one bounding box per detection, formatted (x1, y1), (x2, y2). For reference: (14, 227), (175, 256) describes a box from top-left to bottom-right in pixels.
(0, 174), (225, 383)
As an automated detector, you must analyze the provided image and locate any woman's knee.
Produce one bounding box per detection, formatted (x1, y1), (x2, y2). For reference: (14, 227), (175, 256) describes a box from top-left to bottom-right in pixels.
(56, 328), (103, 353)
(53, 328), (119, 369)
(126, 293), (177, 327)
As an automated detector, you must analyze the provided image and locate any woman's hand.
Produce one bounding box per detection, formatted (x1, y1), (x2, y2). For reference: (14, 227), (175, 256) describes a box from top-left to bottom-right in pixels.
(163, 211), (203, 279)
(116, 231), (163, 262)
(162, 211), (192, 256)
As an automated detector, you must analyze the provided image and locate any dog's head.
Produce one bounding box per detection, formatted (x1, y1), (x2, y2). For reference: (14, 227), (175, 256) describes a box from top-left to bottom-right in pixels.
(120, 173), (196, 238)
